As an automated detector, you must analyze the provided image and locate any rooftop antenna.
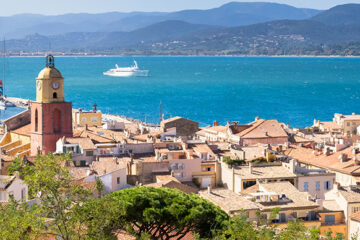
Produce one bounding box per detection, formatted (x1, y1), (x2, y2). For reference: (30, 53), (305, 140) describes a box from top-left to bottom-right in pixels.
(2, 37), (5, 98)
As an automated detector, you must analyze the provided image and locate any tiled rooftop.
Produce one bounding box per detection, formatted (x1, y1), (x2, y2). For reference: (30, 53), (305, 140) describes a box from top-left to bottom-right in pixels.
(233, 164), (296, 180)
(244, 182), (319, 211)
(285, 145), (360, 175)
(199, 188), (259, 214)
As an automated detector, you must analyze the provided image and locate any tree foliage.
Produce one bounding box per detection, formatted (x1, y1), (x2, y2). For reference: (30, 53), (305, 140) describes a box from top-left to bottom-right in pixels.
(103, 186), (229, 239)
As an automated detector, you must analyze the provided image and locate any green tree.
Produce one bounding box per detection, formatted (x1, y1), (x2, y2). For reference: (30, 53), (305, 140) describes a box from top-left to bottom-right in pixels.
(7, 153), (109, 240)
(275, 219), (307, 240)
(215, 212), (273, 240)
(103, 186), (228, 239)
(0, 198), (44, 240)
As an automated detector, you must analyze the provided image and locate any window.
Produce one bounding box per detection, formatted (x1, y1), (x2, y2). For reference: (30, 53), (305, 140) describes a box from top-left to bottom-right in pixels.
(53, 109), (61, 133)
(86, 151), (93, 157)
(91, 117), (98, 122)
(304, 182), (309, 191)
(81, 117), (87, 123)
(53, 92), (57, 99)
(35, 109), (39, 132)
(173, 172), (184, 178)
(207, 167), (211, 171)
(279, 213), (286, 223)
(117, 177), (120, 185)
(170, 164), (178, 170)
(347, 122), (350, 126)
(316, 181), (320, 190)
(325, 215), (335, 225)
(80, 160), (86, 167)
(353, 207), (360, 213)
(324, 181), (331, 190)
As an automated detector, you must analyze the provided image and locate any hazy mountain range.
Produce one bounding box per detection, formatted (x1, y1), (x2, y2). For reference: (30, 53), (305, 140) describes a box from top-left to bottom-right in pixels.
(2, 2), (360, 56)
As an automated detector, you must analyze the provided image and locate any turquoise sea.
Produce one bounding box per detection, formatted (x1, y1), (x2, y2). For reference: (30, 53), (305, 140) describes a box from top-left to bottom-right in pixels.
(2, 56), (360, 127)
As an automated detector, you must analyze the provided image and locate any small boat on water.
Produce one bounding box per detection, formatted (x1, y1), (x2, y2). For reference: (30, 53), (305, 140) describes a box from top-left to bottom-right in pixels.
(103, 60), (149, 77)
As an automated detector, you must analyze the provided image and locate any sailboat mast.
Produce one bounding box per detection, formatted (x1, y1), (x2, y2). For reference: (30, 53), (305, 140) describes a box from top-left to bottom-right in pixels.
(159, 101), (162, 124)
(2, 38), (5, 97)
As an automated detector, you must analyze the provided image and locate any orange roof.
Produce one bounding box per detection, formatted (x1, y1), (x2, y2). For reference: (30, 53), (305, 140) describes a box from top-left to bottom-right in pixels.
(65, 137), (95, 150)
(285, 145), (360, 175)
(235, 119), (288, 139)
(205, 125), (227, 133)
(319, 121), (341, 131)
(91, 157), (127, 176)
(11, 124), (31, 136)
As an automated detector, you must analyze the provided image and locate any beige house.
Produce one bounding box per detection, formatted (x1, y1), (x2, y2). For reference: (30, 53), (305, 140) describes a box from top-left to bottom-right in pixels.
(199, 187), (259, 217)
(285, 145), (360, 187)
(243, 182), (319, 224)
(0, 175), (28, 203)
(221, 162), (297, 193)
(325, 183), (360, 238)
(333, 113), (360, 136)
(56, 137), (96, 166)
(349, 211), (360, 240)
(73, 104), (102, 128)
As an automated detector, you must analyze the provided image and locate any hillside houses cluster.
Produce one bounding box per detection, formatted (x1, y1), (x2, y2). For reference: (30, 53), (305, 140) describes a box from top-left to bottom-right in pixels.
(3, 109), (360, 238)
(0, 56), (360, 239)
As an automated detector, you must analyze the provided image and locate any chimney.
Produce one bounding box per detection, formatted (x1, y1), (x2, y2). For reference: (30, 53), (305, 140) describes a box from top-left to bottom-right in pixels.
(325, 148), (331, 156)
(93, 103), (97, 112)
(249, 162), (253, 174)
(85, 124), (88, 130)
(339, 153), (348, 162)
(316, 199), (324, 209)
(289, 159), (296, 173)
(207, 185), (212, 194)
(213, 120), (219, 126)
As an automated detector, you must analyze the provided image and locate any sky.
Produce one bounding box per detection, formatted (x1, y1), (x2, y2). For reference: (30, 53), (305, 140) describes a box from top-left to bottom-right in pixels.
(1, 0), (360, 16)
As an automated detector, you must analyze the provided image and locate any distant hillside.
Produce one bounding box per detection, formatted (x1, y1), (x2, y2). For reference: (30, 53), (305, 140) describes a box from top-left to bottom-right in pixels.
(0, 2), (321, 39)
(3, 3), (360, 56)
(311, 4), (360, 26)
(103, 2), (321, 31)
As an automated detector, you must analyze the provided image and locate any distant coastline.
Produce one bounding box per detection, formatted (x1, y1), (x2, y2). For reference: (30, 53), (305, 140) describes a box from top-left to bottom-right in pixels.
(7, 54), (360, 58)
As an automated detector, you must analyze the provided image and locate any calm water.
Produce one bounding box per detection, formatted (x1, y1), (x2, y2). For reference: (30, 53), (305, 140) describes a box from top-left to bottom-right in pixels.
(2, 56), (360, 127)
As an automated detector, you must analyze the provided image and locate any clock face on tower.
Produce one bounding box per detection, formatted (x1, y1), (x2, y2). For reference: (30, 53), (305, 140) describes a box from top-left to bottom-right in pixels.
(52, 82), (59, 89)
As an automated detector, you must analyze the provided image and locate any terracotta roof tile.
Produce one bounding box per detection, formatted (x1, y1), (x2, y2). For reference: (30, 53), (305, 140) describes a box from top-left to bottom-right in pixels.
(236, 119), (288, 139)
(11, 124), (31, 136)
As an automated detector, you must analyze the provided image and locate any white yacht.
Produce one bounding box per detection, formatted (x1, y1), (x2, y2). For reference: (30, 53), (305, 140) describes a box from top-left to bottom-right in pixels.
(103, 60), (149, 77)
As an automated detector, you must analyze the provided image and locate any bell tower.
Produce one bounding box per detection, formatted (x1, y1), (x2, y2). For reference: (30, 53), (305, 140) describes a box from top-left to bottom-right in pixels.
(30, 55), (73, 156)
(36, 55), (65, 103)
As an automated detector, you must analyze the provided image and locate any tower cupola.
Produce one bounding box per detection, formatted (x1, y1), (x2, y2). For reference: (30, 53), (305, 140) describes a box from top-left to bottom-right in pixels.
(36, 55), (65, 103)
